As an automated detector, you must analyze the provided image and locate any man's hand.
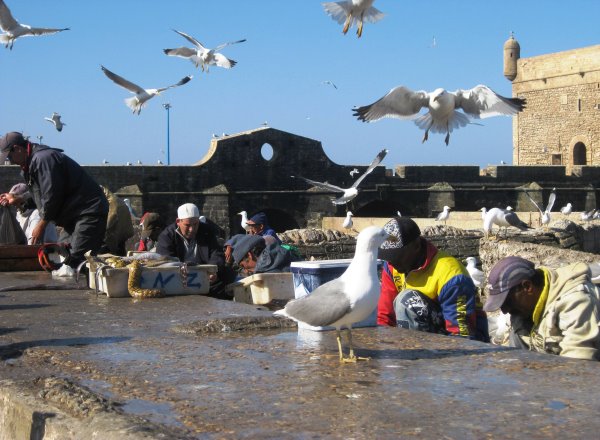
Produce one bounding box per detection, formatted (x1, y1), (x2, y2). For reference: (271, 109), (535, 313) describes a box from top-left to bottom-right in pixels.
(31, 219), (48, 245)
(224, 245), (233, 264)
(209, 273), (218, 284)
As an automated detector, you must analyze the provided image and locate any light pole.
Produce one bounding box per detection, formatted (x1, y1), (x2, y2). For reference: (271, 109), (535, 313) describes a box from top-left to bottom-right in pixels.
(162, 103), (171, 165)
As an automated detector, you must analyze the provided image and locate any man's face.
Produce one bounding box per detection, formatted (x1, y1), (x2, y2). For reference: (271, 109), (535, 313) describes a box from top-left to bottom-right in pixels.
(247, 223), (263, 235)
(500, 280), (537, 316)
(6, 144), (27, 166)
(385, 239), (421, 274)
(176, 217), (199, 240)
(239, 252), (257, 274)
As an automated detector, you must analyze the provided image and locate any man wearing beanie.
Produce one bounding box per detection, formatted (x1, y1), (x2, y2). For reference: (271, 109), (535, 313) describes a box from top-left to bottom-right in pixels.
(377, 216), (489, 342)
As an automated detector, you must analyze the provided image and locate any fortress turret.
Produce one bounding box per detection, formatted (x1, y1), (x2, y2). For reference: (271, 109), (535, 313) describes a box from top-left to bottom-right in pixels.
(503, 33), (520, 81)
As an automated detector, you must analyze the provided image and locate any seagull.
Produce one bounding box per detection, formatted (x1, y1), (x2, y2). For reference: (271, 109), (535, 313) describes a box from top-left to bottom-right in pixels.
(505, 206), (513, 211)
(274, 226), (391, 362)
(101, 65), (192, 115)
(164, 29), (246, 72)
(44, 112), (65, 132)
(126, 161), (132, 166)
(524, 189), (556, 226)
(581, 209), (596, 222)
(157, 159), (163, 165)
(0, 0), (69, 50)
(292, 148), (388, 205)
(136, 160), (142, 165)
(353, 84), (526, 145)
(464, 257), (484, 288)
(322, 0), (385, 38)
(560, 203), (573, 216)
(199, 215), (207, 224)
(349, 168), (359, 177)
(102, 159), (109, 165)
(342, 211), (354, 230)
(480, 207), (487, 220)
(483, 207), (530, 238)
(396, 210), (402, 217)
(322, 80), (338, 89)
(238, 210), (250, 231)
(435, 206), (451, 225)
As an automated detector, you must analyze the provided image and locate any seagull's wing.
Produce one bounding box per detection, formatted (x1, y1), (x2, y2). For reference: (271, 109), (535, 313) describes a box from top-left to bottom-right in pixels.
(44, 117), (53, 123)
(101, 66), (145, 94)
(505, 211), (530, 230)
(353, 86), (429, 122)
(26, 26), (69, 36)
(524, 190), (544, 214)
(453, 84), (526, 119)
(214, 38), (246, 52)
(546, 191), (556, 213)
(282, 279), (351, 327)
(0, 1), (18, 31)
(163, 47), (197, 58)
(213, 53), (236, 69)
(172, 29), (205, 50)
(155, 75), (193, 93)
(351, 148), (388, 188)
(292, 175), (346, 193)
(322, 1), (352, 25)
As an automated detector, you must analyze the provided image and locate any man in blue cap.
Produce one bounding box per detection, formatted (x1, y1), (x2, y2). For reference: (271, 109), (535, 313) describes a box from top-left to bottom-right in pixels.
(245, 212), (281, 244)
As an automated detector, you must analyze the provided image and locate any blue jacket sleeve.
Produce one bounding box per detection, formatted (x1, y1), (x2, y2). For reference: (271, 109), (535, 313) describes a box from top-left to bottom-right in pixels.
(437, 274), (477, 338)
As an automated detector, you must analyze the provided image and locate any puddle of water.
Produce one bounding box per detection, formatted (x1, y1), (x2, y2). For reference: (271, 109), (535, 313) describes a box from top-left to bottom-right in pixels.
(122, 398), (185, 429)
(88, 344), (160, 363)
(546, 400), (568, 410)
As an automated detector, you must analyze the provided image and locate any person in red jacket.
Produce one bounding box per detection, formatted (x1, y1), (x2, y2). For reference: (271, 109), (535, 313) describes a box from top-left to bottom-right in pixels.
(377, 216), (489, 342)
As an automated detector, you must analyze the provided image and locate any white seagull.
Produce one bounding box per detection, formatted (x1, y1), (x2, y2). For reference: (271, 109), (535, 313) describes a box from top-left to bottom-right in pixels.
(524, 189), (556, 226)
(322, 0), (385, 38)
(238, 211), (250, 231)
(164, 29), (246, 72)
(44, 112), (65, 132)
(342, 211), (354, 230)
(484, 207), (530, 237)
(353, 84), (526, 145)
(101, 65), (192, 115)
(292, 149), (388, 205)
(274, 226), (391, 362)
(464, 257), (484, 288)
(435, 206), (451, 225)
(560, 203), (573, 216)
(349, 168), (359, 177)
(480, 207), (487, 220)
(0, 0), (69, 50)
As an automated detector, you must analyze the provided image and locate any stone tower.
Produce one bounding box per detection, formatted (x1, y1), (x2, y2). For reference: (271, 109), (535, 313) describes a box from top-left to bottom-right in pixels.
(503, 33), (520, 81)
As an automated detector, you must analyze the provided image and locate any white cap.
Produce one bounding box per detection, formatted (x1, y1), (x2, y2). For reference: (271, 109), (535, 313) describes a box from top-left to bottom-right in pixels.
(177, 203), (199, 220)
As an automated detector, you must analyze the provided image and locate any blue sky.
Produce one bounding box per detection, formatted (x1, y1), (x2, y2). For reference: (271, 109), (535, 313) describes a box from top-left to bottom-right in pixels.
(1, 1), (598, 169)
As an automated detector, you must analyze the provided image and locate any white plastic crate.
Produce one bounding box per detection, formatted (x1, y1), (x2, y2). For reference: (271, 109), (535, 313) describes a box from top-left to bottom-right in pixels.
(227, 273), (294, 305)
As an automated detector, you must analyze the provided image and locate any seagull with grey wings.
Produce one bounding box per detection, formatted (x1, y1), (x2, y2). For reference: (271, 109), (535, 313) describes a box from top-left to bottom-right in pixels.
(44, 112), (65, 132)
(322, 0), (385, 38)
(353, 84), (526, 145)
(101, 66), (192, 115)
(524, 188), (556, 226)
(292, 149), (388, 205)
(164, 29), (246, 72)
(483, 207), (530, 238)
(0, 0), (69, 50)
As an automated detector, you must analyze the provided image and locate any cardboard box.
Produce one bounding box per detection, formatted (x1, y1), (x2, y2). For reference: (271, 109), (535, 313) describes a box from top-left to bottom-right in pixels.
(290, 259), (381, 331)
(89, 264), (217, 297)
(227, 273), (294, 305)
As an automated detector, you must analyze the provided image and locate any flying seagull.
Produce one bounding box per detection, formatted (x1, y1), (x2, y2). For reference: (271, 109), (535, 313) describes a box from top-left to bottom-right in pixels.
(101, 65), (192, 115)
(524, 189), (556, 226)
(464, 257), (484, 288)
(0, 0), (69, 50)
(353, 84), (526, 145)
(164, 29), (246, 72)
(322, 0), (385, 38)
(274, 226), (391, 362)
(483, 207), (530, 238)
(435, 205), (451, 225)
(44, 112), (65, 132)
(349, 168), (359, 177)
(322, 80), (338, 89)
(292, 148), (388, 205)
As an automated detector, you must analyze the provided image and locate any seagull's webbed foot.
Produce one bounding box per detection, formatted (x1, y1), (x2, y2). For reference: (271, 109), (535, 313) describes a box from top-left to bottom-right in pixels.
(422, 130), (429, 143)
(444, 132), (450, 146)
(357, 20), (364, 38)
(342, 14), (351, 34)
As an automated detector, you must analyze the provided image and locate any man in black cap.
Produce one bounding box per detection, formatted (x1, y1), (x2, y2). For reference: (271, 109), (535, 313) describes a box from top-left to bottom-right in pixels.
(0, 132), (108, 271)
(377, 216), (489, 341)
(484, 256), (600, 360)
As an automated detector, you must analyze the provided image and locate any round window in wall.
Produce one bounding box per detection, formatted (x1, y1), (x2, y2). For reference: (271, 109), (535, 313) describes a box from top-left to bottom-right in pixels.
(261, 143), (274, 161)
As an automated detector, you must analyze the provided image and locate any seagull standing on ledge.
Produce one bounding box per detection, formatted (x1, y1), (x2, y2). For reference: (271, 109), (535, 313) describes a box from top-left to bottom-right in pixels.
(464, 257), (484, 288)
(101, 65), (192, 115)
(560, 203), (573, 216)
(0, 0), (69, 50)
(322, 0), (385, 38)
(353, 84), (526, 145)
(342, 211), (354, 230)
(484, 207), (530, 238)
(44, 112), (66, 132)
(274, 226), (391, 362)
(435, 206), (451, 225)
(524, 189), (556, 226)
(292, 148), (388, 205)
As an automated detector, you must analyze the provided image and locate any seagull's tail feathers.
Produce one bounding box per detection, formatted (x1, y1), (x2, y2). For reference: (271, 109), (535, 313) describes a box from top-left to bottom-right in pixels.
(414, 111), (470, 134)
(124, 97), (142, 114)
(363, 6), (385, 23)
(0, 34), (11, 46)
(322, 2), (352, 25)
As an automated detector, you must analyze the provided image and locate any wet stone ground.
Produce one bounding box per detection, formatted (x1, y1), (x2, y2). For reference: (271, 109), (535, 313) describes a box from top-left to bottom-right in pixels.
(1, 272), (600, 439)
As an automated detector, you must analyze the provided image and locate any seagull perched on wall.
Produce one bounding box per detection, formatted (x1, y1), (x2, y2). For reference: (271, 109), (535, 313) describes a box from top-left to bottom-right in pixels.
(292, 149), (387, 205)
(101, 65), (192, 115)
(353, 84), (526, 145)
(560, 203), (573, 216)
(581, 209), (596, 222)
(435, 206), (451, 225)
(342, 211), (354, 230)
(44, 112), (65, 132)
(480, 207), (487, 220)
(0, 0), (69, 50)
(238, 211), (250, 231)
(274, 226), (392, 362)
(524, 189), (556, 226)
(484, 207), (530, 238)
(464, 257), (484, 288)
(164, 29), (246, 72)
(322, 0), (385, 38)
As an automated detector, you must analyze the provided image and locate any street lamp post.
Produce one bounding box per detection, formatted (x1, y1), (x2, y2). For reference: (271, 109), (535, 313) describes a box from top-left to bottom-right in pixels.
(162, 103), (171, 165)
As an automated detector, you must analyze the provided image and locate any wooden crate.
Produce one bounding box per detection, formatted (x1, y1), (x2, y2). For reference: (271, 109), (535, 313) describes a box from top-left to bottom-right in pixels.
(0, 245), (42, 271)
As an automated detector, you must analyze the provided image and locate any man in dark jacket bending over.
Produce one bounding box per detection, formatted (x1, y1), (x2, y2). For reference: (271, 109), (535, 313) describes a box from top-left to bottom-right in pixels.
(0, 132), (108, 271)
(157, 203), (234, 298)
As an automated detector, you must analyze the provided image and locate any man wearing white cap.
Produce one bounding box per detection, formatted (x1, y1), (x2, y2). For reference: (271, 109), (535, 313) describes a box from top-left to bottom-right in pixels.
(156, 203), (232, 298)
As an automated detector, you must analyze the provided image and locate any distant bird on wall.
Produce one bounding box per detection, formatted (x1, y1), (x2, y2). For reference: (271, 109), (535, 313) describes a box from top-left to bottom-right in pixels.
(44, 112), (66, 132)
(322, 0), (385, 38)
(353, 84), (526, 145)
(292, 148), (388, 205)
(480, 207), (487, 220)
(560, 203), (573, 216)
(464, 257), (484, 288)
(0, 0), (69, 50)
(525, 189), (556, 226)
(435, 206), (451, 225)
(342, 211), (354, 230)
(484, 207), (530, 237)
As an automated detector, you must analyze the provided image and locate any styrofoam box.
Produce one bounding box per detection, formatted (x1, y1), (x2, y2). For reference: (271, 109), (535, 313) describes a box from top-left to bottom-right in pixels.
(227, 273), (294, 305)
(290, 259), (382, 331)
(89, 264), (217, 297)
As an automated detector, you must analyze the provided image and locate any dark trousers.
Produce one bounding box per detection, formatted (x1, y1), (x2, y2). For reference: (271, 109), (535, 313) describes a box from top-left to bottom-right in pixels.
(59, 213), (108, 268)
(393, 289), (448, 335)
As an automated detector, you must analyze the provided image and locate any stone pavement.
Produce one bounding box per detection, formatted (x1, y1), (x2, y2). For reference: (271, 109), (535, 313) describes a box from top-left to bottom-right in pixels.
(1, 271), (600, 439)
